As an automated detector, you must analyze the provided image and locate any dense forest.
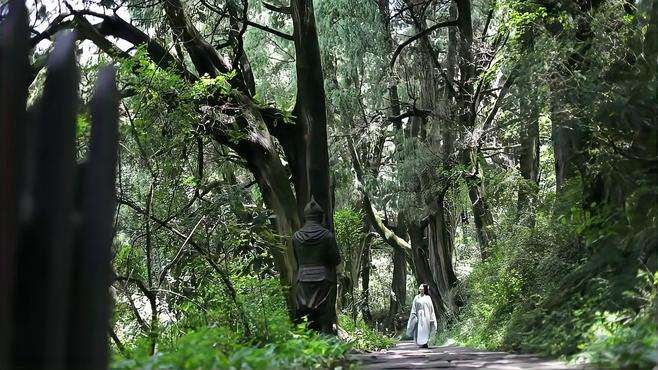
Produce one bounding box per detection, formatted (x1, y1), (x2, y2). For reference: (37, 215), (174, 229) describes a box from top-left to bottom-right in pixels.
(1, 0), (656, 368)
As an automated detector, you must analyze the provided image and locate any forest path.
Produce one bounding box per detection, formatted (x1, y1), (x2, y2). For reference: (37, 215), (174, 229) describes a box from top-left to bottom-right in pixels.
(348, 341), (584, 369)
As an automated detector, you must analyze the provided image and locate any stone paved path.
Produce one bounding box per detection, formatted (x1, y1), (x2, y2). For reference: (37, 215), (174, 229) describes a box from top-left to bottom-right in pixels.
(349, 341), (584, 369)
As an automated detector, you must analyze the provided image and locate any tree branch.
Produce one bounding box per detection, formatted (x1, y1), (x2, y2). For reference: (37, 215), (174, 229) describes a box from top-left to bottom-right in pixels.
(481, 69), (517, 133)
(246, 20), (293, 40)
(71, 13), (130, 60)
(262, 1), (291, 14)
(345, 135), (411, 252)
(157, 216), (204, 287)
(114, 276), (154, 300)
(109, 327), (128, 356)
(65, 7), (194, 79)
(29, 13), (72, 48)
(162, 0), (230, 76)
(388, 107), (431, 122)
(480, 1), (495, 41)
(390, 19), (459, 68)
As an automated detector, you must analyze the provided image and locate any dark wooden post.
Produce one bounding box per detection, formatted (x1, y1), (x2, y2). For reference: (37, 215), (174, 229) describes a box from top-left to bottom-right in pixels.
(0, 1), (119, 369)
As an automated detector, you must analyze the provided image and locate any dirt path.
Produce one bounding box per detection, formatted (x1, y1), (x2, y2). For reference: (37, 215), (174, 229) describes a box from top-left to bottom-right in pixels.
(349, 340), (584, 369)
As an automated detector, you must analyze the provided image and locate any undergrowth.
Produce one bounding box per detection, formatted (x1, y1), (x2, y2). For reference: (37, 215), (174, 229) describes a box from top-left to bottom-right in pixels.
(338, 315), (396, 352)
(111, 324), (350, 370)
(444, 183), (658, 370)
(110, 275), (395, 369)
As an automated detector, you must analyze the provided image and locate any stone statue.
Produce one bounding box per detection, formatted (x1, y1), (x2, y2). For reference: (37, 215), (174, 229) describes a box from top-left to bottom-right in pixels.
(292, 198), (341, 333)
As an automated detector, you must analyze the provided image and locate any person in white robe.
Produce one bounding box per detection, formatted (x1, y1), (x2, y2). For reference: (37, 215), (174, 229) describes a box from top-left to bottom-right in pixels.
(405, 284), (437, 348)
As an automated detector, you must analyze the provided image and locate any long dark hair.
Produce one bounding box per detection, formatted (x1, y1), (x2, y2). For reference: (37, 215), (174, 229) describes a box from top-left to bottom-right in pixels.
(422, 284), (429, 295)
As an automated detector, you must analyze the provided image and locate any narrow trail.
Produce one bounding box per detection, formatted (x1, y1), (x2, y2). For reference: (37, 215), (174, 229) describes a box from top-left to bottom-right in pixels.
(349, 341), (584, 369)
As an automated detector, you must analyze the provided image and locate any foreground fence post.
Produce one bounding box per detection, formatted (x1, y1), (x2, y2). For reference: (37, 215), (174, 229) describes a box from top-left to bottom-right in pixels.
(0, 1), (119, 369)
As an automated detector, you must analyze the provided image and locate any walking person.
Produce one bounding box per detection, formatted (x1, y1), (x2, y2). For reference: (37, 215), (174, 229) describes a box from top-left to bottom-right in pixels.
(406, 284), (437, 348)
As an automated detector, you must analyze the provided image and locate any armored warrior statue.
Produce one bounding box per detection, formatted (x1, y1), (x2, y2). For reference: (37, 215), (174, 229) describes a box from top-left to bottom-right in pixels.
(292, 198), (341, 333)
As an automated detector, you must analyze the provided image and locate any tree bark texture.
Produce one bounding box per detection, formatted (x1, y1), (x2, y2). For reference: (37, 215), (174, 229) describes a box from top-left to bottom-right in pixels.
(291, 0), (333, 227)
(517, 90), (540, 225)
(455, 0), (496, 257)
(406, 0), (460, 316)
(360, 241), (373, 323)
(426, 196), (458, 315)
(386, 214), (408, 328)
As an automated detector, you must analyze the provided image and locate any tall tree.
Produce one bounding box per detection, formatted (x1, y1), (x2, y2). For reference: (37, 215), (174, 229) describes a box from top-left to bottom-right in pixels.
(545, 0), (603, 194)
(28, 0), (333, 313)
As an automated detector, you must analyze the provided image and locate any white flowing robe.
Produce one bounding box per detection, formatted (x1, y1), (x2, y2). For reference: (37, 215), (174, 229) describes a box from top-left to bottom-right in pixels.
(405, 294), (437, 346)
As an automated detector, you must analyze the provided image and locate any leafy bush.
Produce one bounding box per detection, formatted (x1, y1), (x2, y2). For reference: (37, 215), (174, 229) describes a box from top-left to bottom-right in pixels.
(575, 271), (658, 370)
(112, 324), (350, 370)
(447, 197), (657, 370)
(338, 315), (396, 352)
(111, 276), (352, 369)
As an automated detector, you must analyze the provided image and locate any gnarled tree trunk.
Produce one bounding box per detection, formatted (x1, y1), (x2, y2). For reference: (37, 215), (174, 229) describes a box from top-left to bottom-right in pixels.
(290, 0), (332, 226)
(407, 222), (441, 314)
(407, 0), (460, 316)
(426, 195), (458, 316)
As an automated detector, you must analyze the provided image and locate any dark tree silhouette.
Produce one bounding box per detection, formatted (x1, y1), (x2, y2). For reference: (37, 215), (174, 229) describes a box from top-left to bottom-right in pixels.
(0, 2), (119, 368)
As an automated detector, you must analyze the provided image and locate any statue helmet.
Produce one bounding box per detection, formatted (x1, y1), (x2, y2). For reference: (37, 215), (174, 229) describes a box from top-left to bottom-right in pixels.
(304, 196), (324, 222)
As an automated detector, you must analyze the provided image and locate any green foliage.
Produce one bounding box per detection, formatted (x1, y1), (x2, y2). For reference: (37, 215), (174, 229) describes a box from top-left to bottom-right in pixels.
(334, 208), (364, 253)
(449, 175), (656, 367)
(112, 324), (350, 370)
(449, 200), (657, 369)
(575, 271), (658, 369)
(76, 113), (91, 140)
(190, 72), (236, 100)
(338, 315), (396, 352)
(334, 208), (367, 321)
(441, 2), (657, 369)
(111, 277), (350, 370)
(30, 0), (652, 367)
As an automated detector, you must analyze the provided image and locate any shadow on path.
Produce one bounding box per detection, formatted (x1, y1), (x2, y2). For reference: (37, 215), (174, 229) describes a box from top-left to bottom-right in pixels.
(349, 341), (585, 369)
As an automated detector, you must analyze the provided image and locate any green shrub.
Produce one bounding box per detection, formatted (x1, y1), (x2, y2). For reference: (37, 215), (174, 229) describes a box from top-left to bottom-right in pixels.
(447, 205), (657, 369)
(338, 315), (396, 351)
(111, 275), (352, 369)
(112, 323), (351, 370)
(575, 271), (658, 370)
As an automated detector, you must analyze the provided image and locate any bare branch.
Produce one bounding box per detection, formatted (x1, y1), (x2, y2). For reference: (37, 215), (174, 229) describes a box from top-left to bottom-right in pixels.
(162, 0), (230, 76)
(345, 134), (411, 252)
(388, 107), (432, 122)
(157, 217), (205, 287)
(481, 1), (496, 41)
(114, 275), (154, 300)
(480, 69), (517, 135)
(390, 19), (459, 68)
(246, 20), (293, 40)
(389, 0), (431, 21)
(262, 1), (291, 14)
(65, 7), (194, 79)
(29, 13), (72, 48)
(71, 13), (130, 60)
